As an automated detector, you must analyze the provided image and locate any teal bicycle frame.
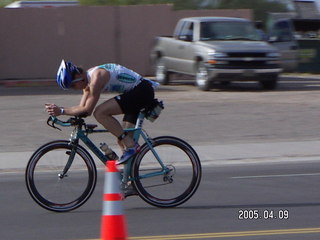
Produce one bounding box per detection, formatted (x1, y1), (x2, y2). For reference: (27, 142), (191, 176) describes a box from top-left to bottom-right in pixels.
(50, 112), (168, 183)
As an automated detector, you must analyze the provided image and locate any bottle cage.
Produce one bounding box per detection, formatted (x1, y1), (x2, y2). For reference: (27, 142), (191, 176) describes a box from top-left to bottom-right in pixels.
(143, 99), (164, 122)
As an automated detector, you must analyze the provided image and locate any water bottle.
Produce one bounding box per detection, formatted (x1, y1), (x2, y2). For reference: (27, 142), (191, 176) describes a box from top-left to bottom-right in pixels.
(100, 143), (119, 160)
(147, 101), (164, 122)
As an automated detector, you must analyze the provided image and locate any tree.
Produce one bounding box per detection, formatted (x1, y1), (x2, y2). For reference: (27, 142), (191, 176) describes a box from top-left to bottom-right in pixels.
(0, 0), (15, 7)
(1, 0), (291, 21)
(214, 0), (289, 22)
(173, 0), (203, 10)
(79, 0), (173, 6)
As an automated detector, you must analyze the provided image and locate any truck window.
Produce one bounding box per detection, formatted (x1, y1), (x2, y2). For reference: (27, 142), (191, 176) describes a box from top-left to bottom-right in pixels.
(270, 20), (293, 42)
(200, 21), (260, 41)
(179, 22), (194, 41)
(200, 22), (216, 40)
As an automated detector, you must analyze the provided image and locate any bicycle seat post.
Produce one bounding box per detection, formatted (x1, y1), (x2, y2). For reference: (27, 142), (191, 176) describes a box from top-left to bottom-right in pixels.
(132, 112), (145, 143)
(135, 112), (145, 129)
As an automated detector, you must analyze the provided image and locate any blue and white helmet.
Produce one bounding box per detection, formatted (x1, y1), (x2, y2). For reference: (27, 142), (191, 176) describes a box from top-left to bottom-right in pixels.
(56, 59), (80, 90)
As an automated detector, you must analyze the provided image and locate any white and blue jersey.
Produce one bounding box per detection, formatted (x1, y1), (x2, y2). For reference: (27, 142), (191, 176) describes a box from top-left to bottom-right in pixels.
(87, 63), (158, 93)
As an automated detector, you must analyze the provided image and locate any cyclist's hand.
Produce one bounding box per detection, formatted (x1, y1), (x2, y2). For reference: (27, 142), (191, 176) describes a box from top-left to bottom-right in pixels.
(45, 103), (63, 116)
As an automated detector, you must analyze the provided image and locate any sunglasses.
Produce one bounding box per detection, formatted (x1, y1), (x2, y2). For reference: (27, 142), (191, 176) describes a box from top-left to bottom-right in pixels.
(70, 77), (84, 88)
(72, 77), (83, 83)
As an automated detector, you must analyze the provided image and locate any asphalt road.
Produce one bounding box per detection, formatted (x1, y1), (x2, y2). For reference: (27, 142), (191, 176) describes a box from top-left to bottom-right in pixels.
(1, 161), (320, 240)
(1, 76), (320, 239)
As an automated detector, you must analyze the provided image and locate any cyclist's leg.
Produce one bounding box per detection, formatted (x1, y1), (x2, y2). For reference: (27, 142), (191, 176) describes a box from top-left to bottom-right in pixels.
(118, 116), (137, 152)
(113, 81), (154, 147)
(94, 81), (154, 151)
(94, 98), (136, 148)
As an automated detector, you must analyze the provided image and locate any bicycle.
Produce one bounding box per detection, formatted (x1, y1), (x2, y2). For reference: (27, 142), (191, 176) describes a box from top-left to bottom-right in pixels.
(25, 109), (202, 212)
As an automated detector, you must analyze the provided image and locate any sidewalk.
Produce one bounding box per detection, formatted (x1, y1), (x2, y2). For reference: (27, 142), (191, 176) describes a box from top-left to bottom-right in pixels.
(197, 140), (320, 165)
(2, 74), (320, 172)
(1, 140), (320, 172)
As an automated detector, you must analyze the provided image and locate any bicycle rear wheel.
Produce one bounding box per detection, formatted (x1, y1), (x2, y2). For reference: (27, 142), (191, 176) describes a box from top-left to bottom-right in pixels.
(25, 140), (97, 212)
(132, 136), (201, 207)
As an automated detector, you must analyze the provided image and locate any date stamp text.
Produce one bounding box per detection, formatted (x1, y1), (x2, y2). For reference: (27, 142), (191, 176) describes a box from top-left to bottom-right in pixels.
(238, 209), (289, 220)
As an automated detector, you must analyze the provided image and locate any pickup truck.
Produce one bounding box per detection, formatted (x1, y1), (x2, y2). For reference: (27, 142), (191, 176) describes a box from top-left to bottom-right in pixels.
(151, 17), (282, 91)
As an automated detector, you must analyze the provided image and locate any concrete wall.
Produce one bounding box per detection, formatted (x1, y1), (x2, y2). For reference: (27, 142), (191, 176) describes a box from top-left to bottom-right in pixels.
(0, 5), (251, 79)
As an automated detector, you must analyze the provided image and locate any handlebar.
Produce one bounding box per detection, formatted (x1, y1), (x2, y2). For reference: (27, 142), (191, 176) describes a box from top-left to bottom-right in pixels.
(47, 116), (85, 130)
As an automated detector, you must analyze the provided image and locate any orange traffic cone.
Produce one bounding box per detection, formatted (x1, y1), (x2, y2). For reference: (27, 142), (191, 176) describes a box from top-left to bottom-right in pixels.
(101, 160), (128, 240)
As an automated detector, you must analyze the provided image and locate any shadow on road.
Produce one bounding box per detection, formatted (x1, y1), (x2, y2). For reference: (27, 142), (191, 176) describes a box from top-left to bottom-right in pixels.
(1, 76), (320, 96)
(168, 76), (320, 92)
(0, 86), (81, 96)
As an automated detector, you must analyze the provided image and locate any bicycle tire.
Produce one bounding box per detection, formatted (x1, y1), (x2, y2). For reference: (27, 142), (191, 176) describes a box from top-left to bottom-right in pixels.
(25, 140), (97, 212)
(132, 136), (201, 208)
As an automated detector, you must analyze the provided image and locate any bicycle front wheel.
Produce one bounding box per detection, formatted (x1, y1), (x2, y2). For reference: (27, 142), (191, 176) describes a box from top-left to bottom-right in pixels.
(25, 140), (97, 212)
(132, 136), (201, 208)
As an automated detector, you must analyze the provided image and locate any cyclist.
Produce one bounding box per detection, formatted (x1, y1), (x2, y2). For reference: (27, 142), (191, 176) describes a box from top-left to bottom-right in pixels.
(45, 59), (159, 164)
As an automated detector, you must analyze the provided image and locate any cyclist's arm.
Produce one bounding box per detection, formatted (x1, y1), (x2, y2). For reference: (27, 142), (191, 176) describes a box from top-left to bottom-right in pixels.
(79, 88), (90, 107)
(62, 69), (108, 117)
(63, 88), (99, 117)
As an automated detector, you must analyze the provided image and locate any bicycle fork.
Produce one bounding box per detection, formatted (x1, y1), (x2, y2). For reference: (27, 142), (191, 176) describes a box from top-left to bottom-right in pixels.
(58, 141), (79, 179)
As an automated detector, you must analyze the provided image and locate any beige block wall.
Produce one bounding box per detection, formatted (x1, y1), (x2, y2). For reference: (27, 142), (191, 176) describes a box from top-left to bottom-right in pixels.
(0, 5), (251, 79)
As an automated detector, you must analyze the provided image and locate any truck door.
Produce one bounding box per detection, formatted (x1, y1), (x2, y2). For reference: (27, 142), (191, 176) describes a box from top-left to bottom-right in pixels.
(175, 21), (195, 74)
(269, 19), (298, 72)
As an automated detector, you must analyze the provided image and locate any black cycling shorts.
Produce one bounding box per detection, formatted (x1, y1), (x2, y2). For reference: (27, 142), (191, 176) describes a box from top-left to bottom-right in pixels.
(114, 80), (154, 124)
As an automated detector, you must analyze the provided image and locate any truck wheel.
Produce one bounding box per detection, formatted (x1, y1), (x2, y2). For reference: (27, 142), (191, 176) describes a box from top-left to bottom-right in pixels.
(196, 63), (210, 91)
(155, 58), (170, 85)
(259, 75), (278, 90)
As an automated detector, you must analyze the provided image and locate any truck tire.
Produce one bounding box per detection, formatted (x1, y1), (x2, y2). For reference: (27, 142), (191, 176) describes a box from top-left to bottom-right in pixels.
(259, 74), (278, 90)
(196, 62), (211, 91)
(155, 58), (170, 85)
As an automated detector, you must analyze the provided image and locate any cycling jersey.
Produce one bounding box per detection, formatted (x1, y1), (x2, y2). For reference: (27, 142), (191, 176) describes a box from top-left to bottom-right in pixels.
(85, 63), (159, 124)
(87, 64), (143, 93)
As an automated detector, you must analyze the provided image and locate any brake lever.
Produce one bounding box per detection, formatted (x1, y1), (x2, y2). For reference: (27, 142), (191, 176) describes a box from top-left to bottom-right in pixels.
(47, 117), (61, 131)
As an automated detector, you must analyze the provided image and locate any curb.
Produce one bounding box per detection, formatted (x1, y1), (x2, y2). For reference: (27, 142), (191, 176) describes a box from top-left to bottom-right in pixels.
(2, 141), (320, 173)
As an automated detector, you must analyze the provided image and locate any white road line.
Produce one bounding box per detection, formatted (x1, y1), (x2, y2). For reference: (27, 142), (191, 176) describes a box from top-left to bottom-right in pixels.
(231, 172), (320, 179)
